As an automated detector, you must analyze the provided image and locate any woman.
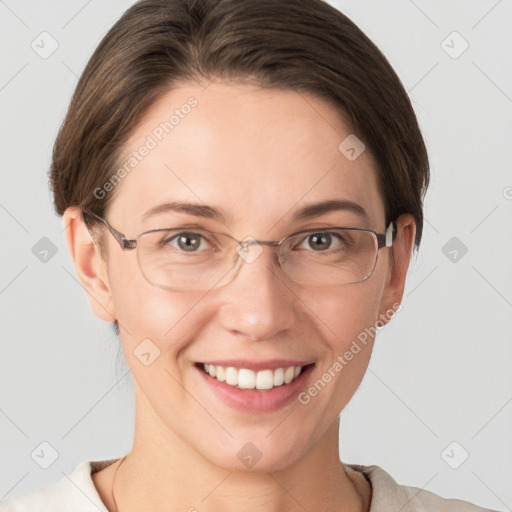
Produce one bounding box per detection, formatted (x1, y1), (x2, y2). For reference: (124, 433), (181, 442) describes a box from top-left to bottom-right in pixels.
(0, 0), (498, 510)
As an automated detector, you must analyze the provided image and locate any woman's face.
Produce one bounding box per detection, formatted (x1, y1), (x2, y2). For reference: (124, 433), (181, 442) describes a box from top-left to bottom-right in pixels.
(77, 80), (411, 471)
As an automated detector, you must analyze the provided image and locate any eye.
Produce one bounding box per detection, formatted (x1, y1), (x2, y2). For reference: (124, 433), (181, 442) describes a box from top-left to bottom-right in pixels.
(298, 231), (345, 252)
(163, 231), (212, 252)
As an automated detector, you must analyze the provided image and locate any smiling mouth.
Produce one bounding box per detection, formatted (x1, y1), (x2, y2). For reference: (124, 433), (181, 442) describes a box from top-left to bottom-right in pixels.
(196, 362), (315, 391)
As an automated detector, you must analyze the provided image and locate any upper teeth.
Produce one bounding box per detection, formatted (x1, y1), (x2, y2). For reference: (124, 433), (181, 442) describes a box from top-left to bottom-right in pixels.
(203, 364), (303, 390)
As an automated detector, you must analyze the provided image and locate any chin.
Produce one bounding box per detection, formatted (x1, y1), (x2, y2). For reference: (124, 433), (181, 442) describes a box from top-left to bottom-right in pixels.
(198, 431), (309, 474)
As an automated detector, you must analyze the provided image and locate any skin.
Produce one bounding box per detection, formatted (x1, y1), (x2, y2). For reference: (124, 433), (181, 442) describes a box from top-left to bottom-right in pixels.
(64, 80), (416, 512)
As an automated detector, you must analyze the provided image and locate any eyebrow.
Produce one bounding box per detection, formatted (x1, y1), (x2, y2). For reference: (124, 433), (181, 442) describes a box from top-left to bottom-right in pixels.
(141, 199), (369, 225)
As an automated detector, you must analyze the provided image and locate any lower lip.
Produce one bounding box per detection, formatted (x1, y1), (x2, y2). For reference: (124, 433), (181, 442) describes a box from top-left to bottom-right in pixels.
(196, 364), (315, 413)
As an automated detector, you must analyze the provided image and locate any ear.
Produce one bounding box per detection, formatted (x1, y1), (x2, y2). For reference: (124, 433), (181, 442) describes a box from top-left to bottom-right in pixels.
(63, 207), (116, 323)
(377, 213), (416, 326)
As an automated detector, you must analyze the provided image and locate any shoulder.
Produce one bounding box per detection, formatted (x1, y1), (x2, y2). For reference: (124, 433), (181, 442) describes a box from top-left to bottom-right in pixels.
(0, 459), (117, 512)
(346, 463), (498, 512)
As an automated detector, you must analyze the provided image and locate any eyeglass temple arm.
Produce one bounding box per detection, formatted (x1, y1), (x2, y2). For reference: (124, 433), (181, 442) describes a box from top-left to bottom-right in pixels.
(82, 210), (137, 250)
(376, 221), (397, 249)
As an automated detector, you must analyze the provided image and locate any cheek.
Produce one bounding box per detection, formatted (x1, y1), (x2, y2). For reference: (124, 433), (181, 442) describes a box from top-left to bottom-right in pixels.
(302, 280), (384, 411)
(109, 271), (211, 406)
(310, 276), (384, 348)
(106, 253), (205, 352)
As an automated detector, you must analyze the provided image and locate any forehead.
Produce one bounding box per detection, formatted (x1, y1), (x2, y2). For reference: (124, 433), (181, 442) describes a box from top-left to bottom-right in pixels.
(110, 80), (385, 233)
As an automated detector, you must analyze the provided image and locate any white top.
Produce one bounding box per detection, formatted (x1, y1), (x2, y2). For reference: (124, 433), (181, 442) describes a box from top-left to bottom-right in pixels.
(0, 458), (497, 511)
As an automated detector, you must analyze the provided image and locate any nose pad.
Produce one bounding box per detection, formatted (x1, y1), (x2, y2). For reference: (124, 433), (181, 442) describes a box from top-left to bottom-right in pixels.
(214, 239), (266, 289)
(213, 236), (288, 291)
(236, 236), (265, 265)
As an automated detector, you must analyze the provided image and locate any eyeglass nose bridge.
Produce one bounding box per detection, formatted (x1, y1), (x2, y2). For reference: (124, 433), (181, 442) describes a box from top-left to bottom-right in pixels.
(223, 237), (287, 287)
(238, 238), (281, 250)
(235, 237), (283, 264)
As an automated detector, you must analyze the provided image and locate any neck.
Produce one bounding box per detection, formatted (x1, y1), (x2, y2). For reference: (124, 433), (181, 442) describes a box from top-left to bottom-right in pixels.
(111, 388), (370, 512)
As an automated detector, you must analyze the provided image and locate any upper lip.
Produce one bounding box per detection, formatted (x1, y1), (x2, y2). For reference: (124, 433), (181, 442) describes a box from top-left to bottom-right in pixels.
(198, 360), (315, 371)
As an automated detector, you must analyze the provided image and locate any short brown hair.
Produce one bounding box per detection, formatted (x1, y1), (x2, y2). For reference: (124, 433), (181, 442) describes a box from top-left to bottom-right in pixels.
(50, 0), (429, 333)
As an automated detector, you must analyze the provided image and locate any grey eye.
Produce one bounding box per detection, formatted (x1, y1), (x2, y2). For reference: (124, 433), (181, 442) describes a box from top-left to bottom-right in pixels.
(307, 232), (332, 251)
(167, 232), (208, 252)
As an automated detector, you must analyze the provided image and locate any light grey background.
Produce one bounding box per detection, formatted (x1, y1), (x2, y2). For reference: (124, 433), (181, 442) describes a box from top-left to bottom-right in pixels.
(1, 0), (511, 510)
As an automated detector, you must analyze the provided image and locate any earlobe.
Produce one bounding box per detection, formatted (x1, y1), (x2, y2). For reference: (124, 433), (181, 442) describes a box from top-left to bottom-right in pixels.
(377, 213), (416, 327)
(63, 207), (116, 323)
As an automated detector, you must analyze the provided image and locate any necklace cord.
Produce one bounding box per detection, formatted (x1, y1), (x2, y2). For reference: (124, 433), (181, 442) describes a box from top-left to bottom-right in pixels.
(111, 455), (127, 512)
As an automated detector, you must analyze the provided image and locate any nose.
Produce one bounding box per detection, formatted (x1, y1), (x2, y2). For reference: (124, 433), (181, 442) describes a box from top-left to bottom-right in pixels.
(216, 243), (296, 341)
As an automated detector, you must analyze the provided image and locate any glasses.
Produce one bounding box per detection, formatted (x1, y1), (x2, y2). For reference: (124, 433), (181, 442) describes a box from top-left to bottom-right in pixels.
(83, 210), (397, 291)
